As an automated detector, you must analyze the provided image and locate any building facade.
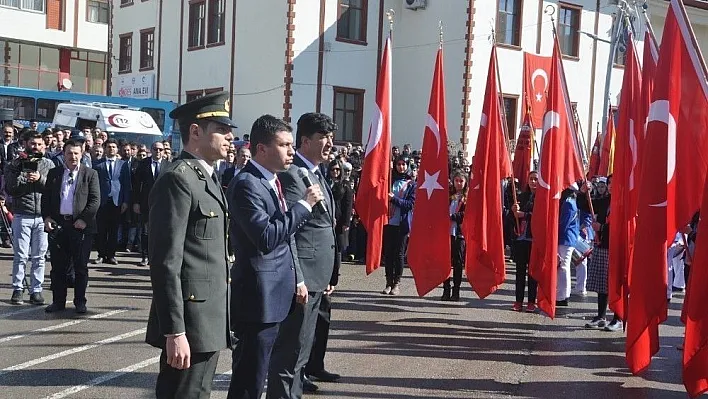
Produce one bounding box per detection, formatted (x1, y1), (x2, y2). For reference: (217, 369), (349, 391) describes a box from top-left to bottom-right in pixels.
(0, 0), (109, 95)
(110, 0), (708, 153)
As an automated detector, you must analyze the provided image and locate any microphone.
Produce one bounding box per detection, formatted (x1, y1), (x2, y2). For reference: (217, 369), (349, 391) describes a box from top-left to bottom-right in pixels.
(297, 167), (327, 214)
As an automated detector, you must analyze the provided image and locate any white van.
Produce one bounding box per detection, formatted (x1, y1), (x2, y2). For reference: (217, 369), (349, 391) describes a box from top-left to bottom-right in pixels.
(52, 102), (164, 146)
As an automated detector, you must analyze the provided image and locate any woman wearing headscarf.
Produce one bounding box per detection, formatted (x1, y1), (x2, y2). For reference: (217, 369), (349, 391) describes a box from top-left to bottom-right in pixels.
(326, 159), (354, 264)
(510, 171), (539, 312)
(441, 170), (467, 301)
(382, 156), (416, 295)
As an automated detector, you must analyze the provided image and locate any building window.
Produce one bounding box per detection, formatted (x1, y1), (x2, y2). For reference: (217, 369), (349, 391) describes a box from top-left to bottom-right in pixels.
(188, 1), (206, 49)
(502, 95), (518, 141)
(87, 0), (109, 24)
(118, 33), (132, 73)
(0, 0), (45, 12)
(333, 87), (364, 143)
(336, 0), (367, 44)
(140, 29), (155, 70)
(558, 4), (581, 57)
(207, 0), (225, 45)
(185, 87), (223, 103)
(120, 0), (133, 6)
(496, 0), (522, 47)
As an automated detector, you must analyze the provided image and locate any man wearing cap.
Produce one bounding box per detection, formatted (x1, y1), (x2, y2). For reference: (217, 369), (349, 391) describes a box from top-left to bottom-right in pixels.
(146, 91), (235, 398)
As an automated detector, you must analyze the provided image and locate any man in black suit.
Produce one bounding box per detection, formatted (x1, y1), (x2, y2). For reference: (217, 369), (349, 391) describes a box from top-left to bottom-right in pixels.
(227, 114), (323, 399)
(132, 141), (167, 266)
(92, 138), (131, 265)
(267, 113), (338, 399)
(42, 139), (100, 313)
(146, 91), (235, 398)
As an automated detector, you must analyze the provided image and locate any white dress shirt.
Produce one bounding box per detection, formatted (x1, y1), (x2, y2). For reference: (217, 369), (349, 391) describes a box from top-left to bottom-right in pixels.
(150, 158), (161, 177)
(60, 167), (79, 216)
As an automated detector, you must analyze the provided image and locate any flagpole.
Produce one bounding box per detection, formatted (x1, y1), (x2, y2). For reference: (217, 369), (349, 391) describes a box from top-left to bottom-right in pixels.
(490, 27), (521, 234)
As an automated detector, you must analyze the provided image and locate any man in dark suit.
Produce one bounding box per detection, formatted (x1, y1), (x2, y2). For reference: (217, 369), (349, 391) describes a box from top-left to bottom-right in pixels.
(132, 141), (167, 266)
(42, 139), (100, 313)
(146, 91), (235, 398)
(267, 113), (338, 399)
(227, 114), (323, 399)
(92, 138), (130, 265)
(221, 146), (250, 190)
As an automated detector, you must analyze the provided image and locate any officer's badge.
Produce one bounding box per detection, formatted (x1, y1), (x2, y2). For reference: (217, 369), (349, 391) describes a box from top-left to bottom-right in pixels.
(193, 166), (205, 179)
(224, 99), (230, 113)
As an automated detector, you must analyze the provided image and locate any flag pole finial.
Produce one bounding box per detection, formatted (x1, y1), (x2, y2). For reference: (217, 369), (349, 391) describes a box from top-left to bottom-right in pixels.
(438, 20), (443, 48)
(386, 9), (395, 33)
(545, 4), (557, 37)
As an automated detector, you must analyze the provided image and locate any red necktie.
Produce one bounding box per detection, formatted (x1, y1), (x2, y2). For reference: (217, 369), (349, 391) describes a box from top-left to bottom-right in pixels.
(274, 177), (287, 212)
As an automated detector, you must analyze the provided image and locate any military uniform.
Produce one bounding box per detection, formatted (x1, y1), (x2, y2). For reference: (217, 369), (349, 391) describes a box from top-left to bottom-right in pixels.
(145, 91), (236, 399)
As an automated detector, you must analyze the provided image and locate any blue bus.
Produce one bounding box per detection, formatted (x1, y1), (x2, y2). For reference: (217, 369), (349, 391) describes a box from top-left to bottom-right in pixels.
(0, 86), (180, 149)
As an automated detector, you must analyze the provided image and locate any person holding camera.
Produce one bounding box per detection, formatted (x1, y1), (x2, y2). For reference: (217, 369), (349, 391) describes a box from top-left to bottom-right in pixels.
(42, 139), (100, 314)
(5, 131), (55, 305)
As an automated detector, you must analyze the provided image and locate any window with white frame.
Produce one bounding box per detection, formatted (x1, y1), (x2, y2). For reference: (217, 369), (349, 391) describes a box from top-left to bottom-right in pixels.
(0, 0), (45, 12)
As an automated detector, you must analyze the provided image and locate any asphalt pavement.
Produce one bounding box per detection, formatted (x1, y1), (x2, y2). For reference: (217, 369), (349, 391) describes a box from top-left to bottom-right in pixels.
(0, 247), (693, 398)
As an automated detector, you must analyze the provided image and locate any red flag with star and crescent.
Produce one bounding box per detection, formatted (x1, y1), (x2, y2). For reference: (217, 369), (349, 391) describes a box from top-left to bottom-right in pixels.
(626, 0), (708, 377)
(523, 52), (553, 128)
(528, 36), (584, 319)
(464, 46), (513, 299)
(407, 46), (451, 297)
(355, 35), (391, 275)
(608, 32), (642, 322)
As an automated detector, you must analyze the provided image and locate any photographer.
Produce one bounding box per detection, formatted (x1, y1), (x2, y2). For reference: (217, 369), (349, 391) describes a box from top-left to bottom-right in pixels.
(5, 131), (55, 305)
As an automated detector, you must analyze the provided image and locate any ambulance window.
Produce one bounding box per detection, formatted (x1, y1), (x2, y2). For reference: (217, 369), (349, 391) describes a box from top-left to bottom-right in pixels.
(141, 107), (165, 131)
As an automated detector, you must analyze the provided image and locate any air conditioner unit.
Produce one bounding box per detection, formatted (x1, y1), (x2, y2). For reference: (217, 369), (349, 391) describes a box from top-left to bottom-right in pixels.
(404, 0), (427, 10)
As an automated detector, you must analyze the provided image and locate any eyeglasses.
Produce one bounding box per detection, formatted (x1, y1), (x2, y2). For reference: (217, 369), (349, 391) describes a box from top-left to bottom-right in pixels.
(153, 148), (164, 151)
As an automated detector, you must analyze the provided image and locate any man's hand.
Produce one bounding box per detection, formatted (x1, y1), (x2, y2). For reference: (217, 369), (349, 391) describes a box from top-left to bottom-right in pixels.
(133, 204), (141, 214)
(120, 203), (128, 214)
(73, 219), (87, 230)
(296, 284), (309, 304)
(166, 334), (191, 370)
(511, 203), (520, 213)
(580, 181), (592, 193)
(44, 218), (55, 232)
(388, 192), (394, 199)
(324, 285), (335, 295)
(343, 226), (349, 232)
(304, 185), (324, 208)
(26, 171), (40, 183)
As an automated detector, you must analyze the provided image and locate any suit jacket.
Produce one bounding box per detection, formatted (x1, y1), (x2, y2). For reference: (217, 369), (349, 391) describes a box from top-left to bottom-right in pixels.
(0, 141), (20, 172)
(145, 152), (231, 353)
(41, 165), (101, 233)
(132, 157), (168, 218)
(92, 158), (131, 206)
(278, 155), (336, 292)
(228, 161), (312, 324)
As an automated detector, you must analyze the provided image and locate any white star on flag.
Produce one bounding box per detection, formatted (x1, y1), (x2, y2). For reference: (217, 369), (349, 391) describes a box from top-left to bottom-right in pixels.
(419, 170), (444, 199)
(536, 92), (543, 102)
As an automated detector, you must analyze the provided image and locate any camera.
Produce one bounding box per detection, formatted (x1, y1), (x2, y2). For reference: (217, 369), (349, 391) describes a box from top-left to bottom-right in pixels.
(20, 151), (43, 173)
(47, 221), (62, 243)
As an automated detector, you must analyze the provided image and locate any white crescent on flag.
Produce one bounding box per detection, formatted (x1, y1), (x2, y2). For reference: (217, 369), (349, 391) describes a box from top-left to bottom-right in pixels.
(425, 113), (442, 157)
(628, 119), (638, 191)
(365, 104), (383, 157)
(647, 100), (677, 208)
(538, 111), (561, 199)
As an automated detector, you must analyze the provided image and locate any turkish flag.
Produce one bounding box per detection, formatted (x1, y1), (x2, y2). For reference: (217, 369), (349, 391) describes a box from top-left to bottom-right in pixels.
(513, 107), (534, 191)
(637, 26), (659, 182)
(608, 34), (642, 322)
(588, 131), (601, 178)
(528, 38), (584, 319)
(598, 110), (616, 177)
(355, 36), (392, 275)
(408, 46), (451, 297)
(626, 0), (708, 375)
(524, 52), (553, 128)
(464, 46), (513, 299)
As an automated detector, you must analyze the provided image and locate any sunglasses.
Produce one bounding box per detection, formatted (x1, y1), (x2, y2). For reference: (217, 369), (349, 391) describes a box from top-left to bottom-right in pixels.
(153, 148), (164, 151)
(330, 168), (341, 171)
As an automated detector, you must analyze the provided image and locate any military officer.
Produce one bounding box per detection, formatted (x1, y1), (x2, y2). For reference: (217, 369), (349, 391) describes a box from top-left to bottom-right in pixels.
(145, 91), (235, 398)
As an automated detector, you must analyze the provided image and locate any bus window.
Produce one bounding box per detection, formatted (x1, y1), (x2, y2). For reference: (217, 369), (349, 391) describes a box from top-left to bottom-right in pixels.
(0, 95), (35, 120)
(141, 107), (165, 132)
(36, 98), (67, 122)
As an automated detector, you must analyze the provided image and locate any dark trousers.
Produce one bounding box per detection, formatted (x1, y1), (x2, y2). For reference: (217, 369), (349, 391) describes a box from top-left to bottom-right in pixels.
(140, 220), (149, 259)
(49, 221), (93, 307)
(96, 201), (120, 259)
(383, 225), (405, 285)
(228, 322), (280, 399)
(305, 292), (332, 375)
(156, 350), (219, 399)
(267, 291), (323, 399)
(513, 240), (537, 304)
(444, 237), (466, 289)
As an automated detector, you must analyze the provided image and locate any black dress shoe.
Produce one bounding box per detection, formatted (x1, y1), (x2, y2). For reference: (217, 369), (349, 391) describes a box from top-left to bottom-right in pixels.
(303, 376), (319, 393)
(309, 369), (341, 382)
(107, 257), (118, 265)
(45, 303), (66, 313)
(75, 304), (87, 314)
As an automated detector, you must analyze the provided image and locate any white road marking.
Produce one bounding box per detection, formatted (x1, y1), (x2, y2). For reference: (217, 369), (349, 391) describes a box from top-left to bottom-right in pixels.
(0, 309), (129, 344)
(42, 356), (160, 399)
(0, 328), (147, 378)
(0, 302), (71, 319)
(213, 369), (232, 383)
